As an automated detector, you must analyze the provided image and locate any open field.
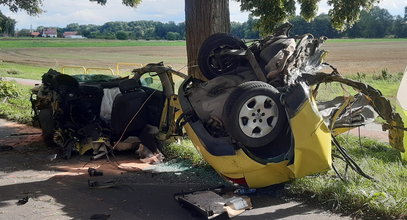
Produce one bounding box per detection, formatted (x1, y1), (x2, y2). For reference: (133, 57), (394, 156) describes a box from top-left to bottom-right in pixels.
(0, 38), (186, 48)
(0, 38), (406, 79)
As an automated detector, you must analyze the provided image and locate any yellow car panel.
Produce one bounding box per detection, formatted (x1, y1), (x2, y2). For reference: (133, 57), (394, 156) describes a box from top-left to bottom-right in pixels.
(288, 100), (332, 178)
(395, 105), (407, 160)
(184, 95), (332, 188)
(185, 124), (244, 178)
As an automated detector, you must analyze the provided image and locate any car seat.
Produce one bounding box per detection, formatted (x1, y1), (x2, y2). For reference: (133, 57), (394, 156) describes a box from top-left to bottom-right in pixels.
(111, 79), (148, 142)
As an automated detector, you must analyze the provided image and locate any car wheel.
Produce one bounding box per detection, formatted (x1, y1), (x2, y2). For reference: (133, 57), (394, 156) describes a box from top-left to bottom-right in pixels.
(38, 109), (56, 147)
(198, 33), (246, 80)
(223, 81), (286, 148)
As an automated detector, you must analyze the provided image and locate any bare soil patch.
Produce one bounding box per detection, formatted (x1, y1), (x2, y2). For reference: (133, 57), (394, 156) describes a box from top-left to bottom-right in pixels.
(0, 41), (406, 75)
(323, 41), (407, 74)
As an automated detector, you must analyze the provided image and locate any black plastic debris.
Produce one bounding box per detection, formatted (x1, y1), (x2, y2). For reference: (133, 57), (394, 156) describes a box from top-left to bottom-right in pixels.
(0, 145), (13, 152)
(88, 180), (116, 189)
(174, 186), (252, 219)
(16, 196), (29, 205)
(90, 214), (111, 220)
(88, 168), (103, 176)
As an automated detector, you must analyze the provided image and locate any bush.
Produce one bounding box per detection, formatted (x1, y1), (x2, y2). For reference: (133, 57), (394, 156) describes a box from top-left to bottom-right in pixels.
(6, 69), (22, 75)
(0, 80), (20, 98)
(115, 31), (128, 40)
(0, 82), (32, 124)
(166, 32), (180, 41)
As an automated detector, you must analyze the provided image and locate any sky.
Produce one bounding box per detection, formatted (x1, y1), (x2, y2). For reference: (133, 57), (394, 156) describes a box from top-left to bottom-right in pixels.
(0, 0), (406, 30)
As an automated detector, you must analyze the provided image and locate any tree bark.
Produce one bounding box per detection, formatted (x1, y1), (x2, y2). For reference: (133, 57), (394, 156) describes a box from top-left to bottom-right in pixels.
(185, 0), (230, 80)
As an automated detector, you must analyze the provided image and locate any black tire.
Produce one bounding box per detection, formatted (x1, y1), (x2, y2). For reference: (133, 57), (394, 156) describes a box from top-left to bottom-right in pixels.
(223, 81), (286, 148)
(38, 109), (56, 147)
(198, 33), (246, 80)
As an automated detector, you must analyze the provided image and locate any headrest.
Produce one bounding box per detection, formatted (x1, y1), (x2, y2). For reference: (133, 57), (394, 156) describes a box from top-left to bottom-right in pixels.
(119, 79), (141, 93)
(53, 74), (79, 94)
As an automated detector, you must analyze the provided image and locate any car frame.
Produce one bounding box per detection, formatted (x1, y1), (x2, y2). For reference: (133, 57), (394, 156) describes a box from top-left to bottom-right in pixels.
(31, 25), (406, 189)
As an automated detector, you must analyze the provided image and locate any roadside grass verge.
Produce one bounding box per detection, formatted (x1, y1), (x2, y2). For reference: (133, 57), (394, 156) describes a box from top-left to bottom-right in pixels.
(0, 38), (186, 48)
(0, 81), (33, 124)
(287, 135), (406, 219)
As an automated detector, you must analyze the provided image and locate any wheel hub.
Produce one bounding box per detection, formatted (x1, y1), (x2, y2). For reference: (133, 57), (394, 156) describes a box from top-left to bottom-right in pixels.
(238, 95), (279, 138)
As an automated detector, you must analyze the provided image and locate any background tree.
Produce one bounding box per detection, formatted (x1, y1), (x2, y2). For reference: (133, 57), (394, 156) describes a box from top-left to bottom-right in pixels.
(236, 0), (382, 33)
(17, 28), (31, 37)
(0, 11), (16, 36)
(115, 31), (129, 40)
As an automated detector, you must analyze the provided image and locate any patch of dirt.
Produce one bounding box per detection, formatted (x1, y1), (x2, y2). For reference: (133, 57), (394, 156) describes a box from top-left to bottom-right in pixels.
(0, 46), (188, 73)
(323, 41), (407, 74)
(0, 119), (42, 147)
(1, 41), (406, 75)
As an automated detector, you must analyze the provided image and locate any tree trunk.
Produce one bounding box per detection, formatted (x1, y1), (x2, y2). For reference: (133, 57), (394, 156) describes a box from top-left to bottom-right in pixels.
(185, 0), (230, 80)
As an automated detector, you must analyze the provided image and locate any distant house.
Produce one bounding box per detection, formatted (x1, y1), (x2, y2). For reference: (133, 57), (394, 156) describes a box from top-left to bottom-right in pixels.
(30, 32), (40, 37)
(41, 28), (57, 38)
(63, 31), (85, 39)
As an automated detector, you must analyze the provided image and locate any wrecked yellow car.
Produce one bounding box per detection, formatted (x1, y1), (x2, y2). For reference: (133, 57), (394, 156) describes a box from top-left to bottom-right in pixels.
(32, 24), (405, 189)
(176, 24), (405, 188)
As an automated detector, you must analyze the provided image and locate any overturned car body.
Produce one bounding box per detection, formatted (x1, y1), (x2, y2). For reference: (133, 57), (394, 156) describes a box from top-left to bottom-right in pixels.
(177, 24), (405, 188)
(31, 24), (405, 189)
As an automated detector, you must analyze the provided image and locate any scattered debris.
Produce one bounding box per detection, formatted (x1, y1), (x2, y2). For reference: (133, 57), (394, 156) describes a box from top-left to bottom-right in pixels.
(90, 214), (111, 220)
(88, 180), (116, 189)
(16, 196), (29, 205)
(118, 162), (150, 172)
(235, 188), (257, 195)
(136, 144), (164, 164)
(88, 168), (104, 176)
(175, 189), (252, 219)
(0, 145), (13, 152)
(136, 144), (153, 158)
(46, 153), (57, 161)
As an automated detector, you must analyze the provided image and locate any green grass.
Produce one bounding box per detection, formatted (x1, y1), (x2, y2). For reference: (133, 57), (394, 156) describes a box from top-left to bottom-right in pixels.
(316, 71), (402, 103)
(0, 38), (186, 48)
(287, 135), (406, 219)
(1, 38), (405, 49)
(0, 82), (33, 124)
(0, 62), (50, 80)
(162, 139), (208, 166)
(328, 38), (407, 43)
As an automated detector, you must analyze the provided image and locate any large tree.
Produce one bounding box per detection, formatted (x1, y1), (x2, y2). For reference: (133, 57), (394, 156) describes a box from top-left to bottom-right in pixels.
(185, 0), (230, 80)
(0, 11), (16, 36)
(3, 0), (382, 79)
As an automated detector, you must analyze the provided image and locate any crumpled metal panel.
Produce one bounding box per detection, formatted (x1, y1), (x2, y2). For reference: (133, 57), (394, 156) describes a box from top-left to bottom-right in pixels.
(305, 73), (405, 153)
(317, 94), (378, 130)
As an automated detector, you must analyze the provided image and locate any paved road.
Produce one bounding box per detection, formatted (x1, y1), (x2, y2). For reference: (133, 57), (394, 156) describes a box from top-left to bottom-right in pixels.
(0, 119), (349, 220)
